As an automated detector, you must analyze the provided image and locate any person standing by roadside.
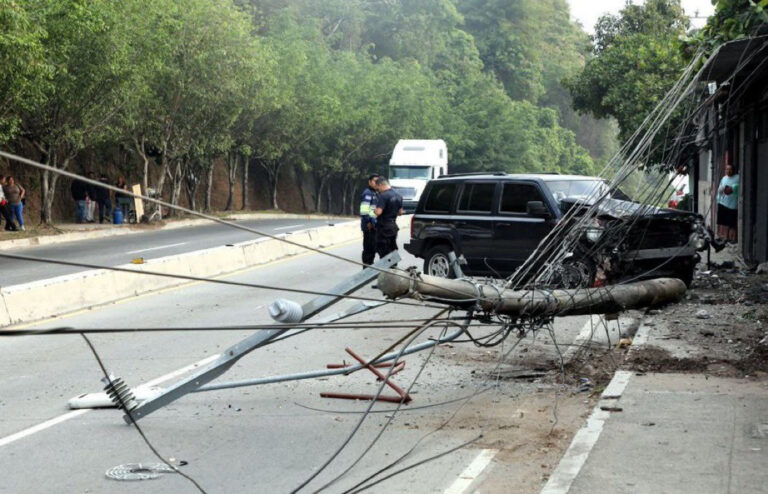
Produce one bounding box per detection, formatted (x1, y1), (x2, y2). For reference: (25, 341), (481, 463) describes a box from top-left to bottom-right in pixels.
(717, 163), (739, 244)
(95, 172), (111, 224)
(3, 177), (25, 231)
(71, 173), (88, 223)
(0, 176), (17, 231)
(85, 171), (98, 222)
(360, 174), (379, 266)
(373, 177), (403, 258)
(115, 176), (130, 219)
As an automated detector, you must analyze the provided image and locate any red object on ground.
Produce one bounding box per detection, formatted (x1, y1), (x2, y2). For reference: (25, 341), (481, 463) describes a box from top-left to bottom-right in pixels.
(320, 348), (412, 404)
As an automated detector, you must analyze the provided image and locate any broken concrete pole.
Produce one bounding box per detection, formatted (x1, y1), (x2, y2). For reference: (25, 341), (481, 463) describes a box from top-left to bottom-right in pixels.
(377, 270), (687, 317)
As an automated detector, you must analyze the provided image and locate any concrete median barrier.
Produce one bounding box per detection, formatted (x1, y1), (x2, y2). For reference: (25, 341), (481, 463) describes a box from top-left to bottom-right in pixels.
(0, 218), (410, 326)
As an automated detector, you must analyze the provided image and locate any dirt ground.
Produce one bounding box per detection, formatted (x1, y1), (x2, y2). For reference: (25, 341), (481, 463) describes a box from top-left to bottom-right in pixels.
(420, 248), (768, 493)
(627, 254), (768, 378)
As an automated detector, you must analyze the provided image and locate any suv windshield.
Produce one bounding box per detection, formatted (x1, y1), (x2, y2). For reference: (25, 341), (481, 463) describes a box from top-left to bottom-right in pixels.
(545, 179), (609, 204)
(390, 166), (431, 180)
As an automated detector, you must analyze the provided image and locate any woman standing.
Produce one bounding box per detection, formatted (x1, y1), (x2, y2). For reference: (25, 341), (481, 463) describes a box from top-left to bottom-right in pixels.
(3, 177), (25, 231)
(716, 163), (739, 243)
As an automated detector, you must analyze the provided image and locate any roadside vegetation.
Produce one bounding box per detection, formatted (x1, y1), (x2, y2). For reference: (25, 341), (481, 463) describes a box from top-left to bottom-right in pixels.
(0, 0), (610, 222)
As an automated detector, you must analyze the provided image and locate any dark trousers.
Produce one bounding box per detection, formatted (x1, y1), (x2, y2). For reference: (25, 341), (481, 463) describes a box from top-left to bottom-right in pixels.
(96, 199), (111, 224)
(0, 203), (16, 230)
(362, 228), (376, 265)
(375, 223), (398, 258)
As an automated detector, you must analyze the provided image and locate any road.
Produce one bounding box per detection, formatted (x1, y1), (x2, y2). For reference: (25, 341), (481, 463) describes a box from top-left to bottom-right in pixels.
(0, 233), (595, 493)
(0, 217), (338, 286)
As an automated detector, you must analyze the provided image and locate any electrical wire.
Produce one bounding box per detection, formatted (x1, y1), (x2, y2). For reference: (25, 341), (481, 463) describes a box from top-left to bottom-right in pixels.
(79, 334), (207, 493)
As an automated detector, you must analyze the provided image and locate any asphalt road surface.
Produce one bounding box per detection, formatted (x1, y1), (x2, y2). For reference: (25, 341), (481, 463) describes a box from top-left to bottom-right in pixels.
(0, 217), (338, 286)
(0, 233), (591, 493)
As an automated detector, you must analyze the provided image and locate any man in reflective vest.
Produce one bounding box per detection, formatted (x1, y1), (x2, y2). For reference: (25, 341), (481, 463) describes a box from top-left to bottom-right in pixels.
(360, 174), (379, 265)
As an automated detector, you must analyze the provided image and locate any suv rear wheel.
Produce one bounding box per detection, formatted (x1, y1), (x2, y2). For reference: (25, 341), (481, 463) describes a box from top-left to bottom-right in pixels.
(424, 245), (456, 279)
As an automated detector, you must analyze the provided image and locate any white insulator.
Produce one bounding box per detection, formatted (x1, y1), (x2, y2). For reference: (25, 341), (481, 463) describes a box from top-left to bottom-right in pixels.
(268, 299), (304, 323)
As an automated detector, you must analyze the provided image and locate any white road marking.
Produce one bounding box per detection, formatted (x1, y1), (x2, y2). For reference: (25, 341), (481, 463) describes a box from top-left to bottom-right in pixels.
(272, 224), (304, 231)
(0, 354), (220, 447)
(140, 353), (220, 388)
(445, 449), (497, 494)
(0, 410), (89, 447)
(540, 370), (634, 494)
(126, 242), (187, 254)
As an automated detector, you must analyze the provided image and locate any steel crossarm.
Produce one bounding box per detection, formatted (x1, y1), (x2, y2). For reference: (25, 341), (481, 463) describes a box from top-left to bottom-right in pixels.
(124, 251), (401, 423)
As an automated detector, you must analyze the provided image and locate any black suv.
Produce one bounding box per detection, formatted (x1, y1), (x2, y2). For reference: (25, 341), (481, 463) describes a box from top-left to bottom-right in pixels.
(404, 173), (711, 287)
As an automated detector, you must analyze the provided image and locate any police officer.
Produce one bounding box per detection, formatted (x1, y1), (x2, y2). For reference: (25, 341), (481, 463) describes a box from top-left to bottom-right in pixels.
(359, 174), (379, 265)
(373, 177), (403, 258)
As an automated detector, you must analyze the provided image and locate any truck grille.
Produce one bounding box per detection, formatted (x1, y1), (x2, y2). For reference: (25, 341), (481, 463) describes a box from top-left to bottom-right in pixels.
(393, 187), (417, 200)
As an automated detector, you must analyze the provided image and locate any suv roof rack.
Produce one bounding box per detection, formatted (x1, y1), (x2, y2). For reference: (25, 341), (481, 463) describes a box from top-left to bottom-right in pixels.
(437, 171), (507, 178)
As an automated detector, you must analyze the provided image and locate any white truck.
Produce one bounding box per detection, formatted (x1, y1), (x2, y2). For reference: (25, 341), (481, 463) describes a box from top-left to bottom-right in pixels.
(388, 139), (448, 212)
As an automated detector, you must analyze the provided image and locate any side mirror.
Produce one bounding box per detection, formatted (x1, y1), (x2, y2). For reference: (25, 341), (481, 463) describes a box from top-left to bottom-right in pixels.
(526, 201), (551, 218)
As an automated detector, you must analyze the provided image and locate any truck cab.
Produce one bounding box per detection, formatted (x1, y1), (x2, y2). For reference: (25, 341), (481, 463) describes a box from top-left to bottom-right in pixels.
(389, 139), (448, 213)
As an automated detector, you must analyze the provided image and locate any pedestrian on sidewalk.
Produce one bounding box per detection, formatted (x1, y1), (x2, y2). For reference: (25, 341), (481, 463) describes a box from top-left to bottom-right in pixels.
(71, 173), (88, 223)
(95, 172), (111, 224)
(85, 172), (98, 223)
(3, 177), (25, 231)
(373, 177), (403, 259)
(716, 163), (739, 243)
(0, 176), (17, 232)
(114, 176), (130, 220)
(360, 174), (379, 266)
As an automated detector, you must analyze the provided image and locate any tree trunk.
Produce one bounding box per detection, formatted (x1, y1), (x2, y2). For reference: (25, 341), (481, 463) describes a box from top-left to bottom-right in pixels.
(341, 175), (349, 216)
(154, 143), (169, 219)
(134, 136), (150, 197)
(315, 174), (328, 212)
(169, 161), (183, 214)
(225, 153), (237, 211)
(378, 271), (688, 317)
(241, 157), (249, 210)
(258, 159), (282, 210)
(205, 161), (215, 212)
(295, 164), (308, 212)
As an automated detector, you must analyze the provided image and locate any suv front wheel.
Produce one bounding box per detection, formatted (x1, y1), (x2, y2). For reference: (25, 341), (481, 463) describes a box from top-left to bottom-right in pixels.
(424, 244), (457, 279)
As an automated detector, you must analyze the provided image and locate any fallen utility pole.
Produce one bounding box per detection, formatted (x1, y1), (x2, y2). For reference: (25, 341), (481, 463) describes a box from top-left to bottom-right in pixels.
(377, 270), (686, 317)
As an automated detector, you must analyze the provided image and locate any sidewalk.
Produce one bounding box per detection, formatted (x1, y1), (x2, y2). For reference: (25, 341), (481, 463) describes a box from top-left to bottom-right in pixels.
(0, 211), (349, 251)
(544, 244), (768, 493)
(561, 372), (768, 493)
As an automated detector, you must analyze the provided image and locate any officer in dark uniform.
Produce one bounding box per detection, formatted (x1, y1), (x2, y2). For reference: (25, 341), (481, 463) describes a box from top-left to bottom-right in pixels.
(373, 177), (403, 258)
(359, 174), (379, 265)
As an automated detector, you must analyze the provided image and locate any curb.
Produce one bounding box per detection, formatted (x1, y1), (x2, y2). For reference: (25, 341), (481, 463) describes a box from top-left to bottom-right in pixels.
(0, 213), (350, 251)
(540, 370), (634, 494)
(1, 216), (409, 327)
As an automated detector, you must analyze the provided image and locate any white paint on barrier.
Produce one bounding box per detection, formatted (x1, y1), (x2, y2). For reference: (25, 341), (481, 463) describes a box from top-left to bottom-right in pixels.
(444, 449), (497, 494)
(126, 241), (187, 254)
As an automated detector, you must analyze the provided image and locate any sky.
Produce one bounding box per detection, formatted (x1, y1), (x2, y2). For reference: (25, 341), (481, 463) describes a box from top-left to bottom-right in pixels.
(566, 0), (716, 33)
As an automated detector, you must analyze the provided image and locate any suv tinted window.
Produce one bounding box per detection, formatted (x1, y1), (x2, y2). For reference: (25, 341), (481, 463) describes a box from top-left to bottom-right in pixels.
(424, 183), (457, 212)
(500, 183), (545, 214)
(457, 182), (496, 213)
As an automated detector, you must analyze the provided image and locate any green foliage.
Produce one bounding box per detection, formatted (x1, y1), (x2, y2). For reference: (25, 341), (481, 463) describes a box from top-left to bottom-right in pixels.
(685, 0), (768, 55)
(564, 0), (689, 144)
(3, 0), (605, 217)
(0, 0), (47, 142)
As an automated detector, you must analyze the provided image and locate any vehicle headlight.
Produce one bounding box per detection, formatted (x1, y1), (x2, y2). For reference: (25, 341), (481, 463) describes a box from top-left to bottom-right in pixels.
(585, 227), (604, 243)
(689, 232), (706, 250)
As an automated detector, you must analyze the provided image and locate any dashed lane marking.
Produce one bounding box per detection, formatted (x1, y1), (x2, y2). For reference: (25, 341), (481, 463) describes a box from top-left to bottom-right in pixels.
(126, 241), (187, 254)
(444, 449), (497, 494)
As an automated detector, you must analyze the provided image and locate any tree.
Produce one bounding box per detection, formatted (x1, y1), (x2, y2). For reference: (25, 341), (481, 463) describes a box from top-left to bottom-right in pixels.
(0, 0), (47, 143)
(564, 0), (690, 144)
(685, 0), (768, 55)
(20, 0), (138, 223)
